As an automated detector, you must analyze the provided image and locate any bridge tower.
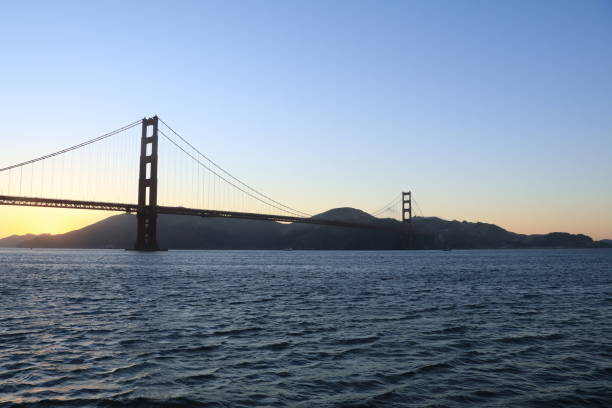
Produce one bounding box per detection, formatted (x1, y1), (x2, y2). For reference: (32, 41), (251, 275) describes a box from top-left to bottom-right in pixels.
(133, 116), (160, 251)
(402, 191), (413, 249)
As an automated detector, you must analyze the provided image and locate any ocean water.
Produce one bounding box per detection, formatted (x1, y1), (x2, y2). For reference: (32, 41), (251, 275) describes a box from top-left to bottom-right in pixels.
(0, 249), (611, 407)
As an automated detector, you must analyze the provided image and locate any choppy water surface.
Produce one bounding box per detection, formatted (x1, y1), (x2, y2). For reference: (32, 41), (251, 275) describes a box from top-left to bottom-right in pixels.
(0, 249), (611, 407)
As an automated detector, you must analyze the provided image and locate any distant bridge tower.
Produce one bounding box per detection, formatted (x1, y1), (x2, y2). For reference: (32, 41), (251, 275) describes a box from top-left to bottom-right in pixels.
(134, 116), (160, 251)
(402, 191), (413, 249)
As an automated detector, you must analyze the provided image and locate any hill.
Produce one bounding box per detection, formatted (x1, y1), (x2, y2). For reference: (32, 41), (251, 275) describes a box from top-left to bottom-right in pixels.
(0, 208), (609, 250)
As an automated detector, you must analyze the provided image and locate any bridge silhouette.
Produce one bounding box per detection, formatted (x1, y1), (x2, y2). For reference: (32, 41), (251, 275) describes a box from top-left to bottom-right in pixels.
(0, 117), (413, 250)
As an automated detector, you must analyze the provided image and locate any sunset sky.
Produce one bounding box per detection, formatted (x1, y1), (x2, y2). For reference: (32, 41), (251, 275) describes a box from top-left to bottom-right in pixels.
(0, 0), (611, 240)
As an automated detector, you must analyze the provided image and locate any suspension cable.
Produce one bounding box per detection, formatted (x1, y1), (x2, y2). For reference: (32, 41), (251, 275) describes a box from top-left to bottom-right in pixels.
(414, 198), (424, 217)
(159, 129), (310, 218)
(0, 120), (142, 173)
(370, 193), (401, 217)
(158, 117), (311, 218)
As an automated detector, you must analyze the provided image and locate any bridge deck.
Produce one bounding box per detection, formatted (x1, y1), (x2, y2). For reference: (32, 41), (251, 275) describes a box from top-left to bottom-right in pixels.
(0, 195), (401, 232)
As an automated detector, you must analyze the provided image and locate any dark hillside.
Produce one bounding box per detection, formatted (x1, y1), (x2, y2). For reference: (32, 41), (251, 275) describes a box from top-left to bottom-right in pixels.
(1, 208), (608, 250)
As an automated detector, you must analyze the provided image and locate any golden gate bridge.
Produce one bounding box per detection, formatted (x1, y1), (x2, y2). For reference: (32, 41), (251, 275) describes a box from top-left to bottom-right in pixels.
(0, 117), (414, 250)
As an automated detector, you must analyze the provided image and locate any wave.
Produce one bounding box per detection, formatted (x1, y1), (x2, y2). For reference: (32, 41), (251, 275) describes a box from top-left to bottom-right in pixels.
(211, 327), (262, 336)
(496, 332), (564, 344)
(333, 335), (380, 345)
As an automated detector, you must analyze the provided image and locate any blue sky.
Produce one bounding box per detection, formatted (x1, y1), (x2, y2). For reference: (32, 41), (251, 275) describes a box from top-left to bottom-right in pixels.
(1, 0), (611, 238)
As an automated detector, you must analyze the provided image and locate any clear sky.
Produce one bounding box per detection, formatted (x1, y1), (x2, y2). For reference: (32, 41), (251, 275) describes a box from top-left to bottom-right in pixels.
(0, 0), (611, 239)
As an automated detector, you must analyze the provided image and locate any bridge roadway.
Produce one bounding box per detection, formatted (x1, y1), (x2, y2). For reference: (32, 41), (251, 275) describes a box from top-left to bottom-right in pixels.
(0, 195), (401, 232)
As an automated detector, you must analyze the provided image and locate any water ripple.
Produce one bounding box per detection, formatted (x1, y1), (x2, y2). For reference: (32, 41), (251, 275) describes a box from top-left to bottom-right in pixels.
(0, 248), (611, 407)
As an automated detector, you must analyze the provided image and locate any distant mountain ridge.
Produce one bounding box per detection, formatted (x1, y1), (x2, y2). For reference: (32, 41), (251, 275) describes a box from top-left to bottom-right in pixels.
(0, 208), (609, 250)
(0, 233), (38, 248)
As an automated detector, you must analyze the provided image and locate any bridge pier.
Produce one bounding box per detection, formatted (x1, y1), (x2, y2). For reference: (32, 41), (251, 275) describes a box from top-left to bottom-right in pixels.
(133, 116), (161, 251)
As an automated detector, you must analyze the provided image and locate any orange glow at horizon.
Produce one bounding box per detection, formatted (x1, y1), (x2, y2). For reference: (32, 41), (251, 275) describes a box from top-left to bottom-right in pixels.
(0, 207), (116, 239)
